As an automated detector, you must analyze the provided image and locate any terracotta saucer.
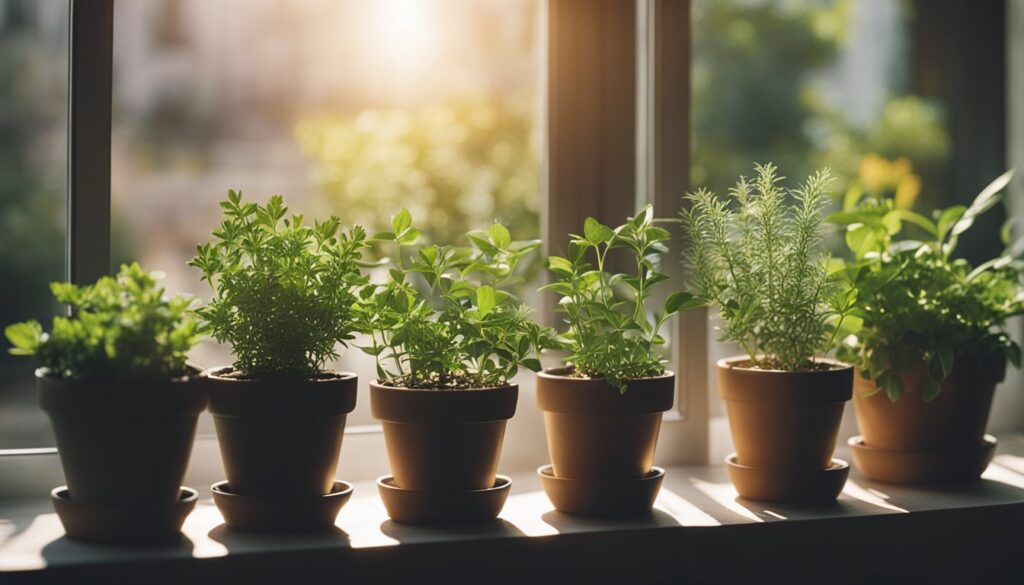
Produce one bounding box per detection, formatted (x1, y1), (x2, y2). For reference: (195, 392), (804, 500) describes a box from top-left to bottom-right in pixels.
(211, 480), (352, 532)
(538, 465), (665, 517)
(377, 475), (511, 525)
(848, 434), (997, 485)
(725, 454), (849, 503)
(51, 486), (197, 544)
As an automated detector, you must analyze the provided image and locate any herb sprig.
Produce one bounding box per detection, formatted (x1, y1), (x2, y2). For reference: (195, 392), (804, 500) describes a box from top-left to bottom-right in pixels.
(5, 262), (198, 380)
(680, 163), (846, 371)
(829, 170), (1023, 401)
(189, 190), (369, 380)
(357, 209), (552, 389)
(543, 205), (700, 392)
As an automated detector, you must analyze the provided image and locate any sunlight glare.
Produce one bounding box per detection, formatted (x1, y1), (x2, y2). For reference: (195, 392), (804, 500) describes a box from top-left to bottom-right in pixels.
(370, 0), (441, 72)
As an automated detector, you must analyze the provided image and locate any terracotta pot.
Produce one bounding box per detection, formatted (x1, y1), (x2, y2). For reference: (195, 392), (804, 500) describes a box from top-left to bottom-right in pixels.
(853, 353), (1005, 451)
(38, 367), (206, 505)
(371, 381), (517, 491)
(717, 357), (852, 470)
(536, 368), (674, 480)
(205, 367), (357, 498)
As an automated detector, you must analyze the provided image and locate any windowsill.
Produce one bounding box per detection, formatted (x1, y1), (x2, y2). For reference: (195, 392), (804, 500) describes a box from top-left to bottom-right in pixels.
(1, 436), (1023, 582)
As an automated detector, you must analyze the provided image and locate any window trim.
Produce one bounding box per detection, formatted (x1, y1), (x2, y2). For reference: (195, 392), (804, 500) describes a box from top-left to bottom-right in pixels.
(1, 0), (709, 467)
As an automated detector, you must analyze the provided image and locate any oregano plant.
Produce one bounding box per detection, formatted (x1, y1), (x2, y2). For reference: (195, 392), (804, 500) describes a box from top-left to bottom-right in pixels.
(829, 169), (1023, 401)
(542, 205), (701, 392)
(356, 209), (552, 389)
(189, 190), (369, 380)
(680, 163), (848, 371)
(5, 262), (198, 380)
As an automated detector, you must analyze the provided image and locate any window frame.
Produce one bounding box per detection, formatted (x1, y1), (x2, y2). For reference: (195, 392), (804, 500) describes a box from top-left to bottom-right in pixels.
(0, 0), (708, 470)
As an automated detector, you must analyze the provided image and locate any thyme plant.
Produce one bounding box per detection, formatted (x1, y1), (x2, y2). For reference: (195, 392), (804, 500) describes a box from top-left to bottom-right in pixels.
(542, 205), (700, 391)
(190, 190), (369, 380)
(357, 209), (551, 389)
(680, 163), (846, 371)
(829, 170), (1023, 401)
(5, 262), (198, 380)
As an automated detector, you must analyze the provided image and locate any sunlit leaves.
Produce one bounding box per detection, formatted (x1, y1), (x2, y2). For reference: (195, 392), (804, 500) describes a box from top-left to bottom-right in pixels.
(834, 170), (1023, 402)
(5, 263), (197, 380)
(683, 164), (840, 371)
(545, 204), (686, 392)
(355, 209), (553, 389)
(189, 191), (369, 380)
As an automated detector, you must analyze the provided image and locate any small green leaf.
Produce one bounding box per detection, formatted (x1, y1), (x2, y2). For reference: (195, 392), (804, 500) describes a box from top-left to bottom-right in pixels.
(918, 379), (941, 402)
(397, 227), (421, 245)
(521, 358), (542, 372)
(475, 285), (496, 317)
(5, 321), (42, 353)
(391, 209), (412, 234)
(877, 370), (904, 402)
(928, 348), (954, 381)
(664, 291), (703, 315)
(547, 256), (574, 276)
(583, 217), (614, 244)
(489, 223), (512, 249)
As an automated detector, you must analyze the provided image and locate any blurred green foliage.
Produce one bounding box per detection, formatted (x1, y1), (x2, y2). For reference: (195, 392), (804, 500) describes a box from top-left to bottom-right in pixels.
(295, 95), (539, 245)
(693, 0), (951, 208)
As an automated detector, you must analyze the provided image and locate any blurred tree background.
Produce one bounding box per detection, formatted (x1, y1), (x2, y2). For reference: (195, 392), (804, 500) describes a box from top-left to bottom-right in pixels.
(295, 95), (540, 246)
(691, 0), (951, 213)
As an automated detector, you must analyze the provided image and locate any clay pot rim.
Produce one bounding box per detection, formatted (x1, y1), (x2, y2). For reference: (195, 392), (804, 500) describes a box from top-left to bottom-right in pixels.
(207, 366), (356, 383)
(35, 363), (204, 384)
(716, 356), (852, 375)
(537, 367), (676, 383)
(725, 453), (849, 472)
(370, 379), (517, 393)
(52, 485), (199, 505)
(376, 474), (511, 494)
(848, 434), (997, 454)
(211, 480), (353, 501)
(536, 464), (665, 484)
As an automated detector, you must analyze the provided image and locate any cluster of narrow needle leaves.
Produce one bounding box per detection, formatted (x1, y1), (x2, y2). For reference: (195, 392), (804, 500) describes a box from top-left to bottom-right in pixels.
(190, 191), (369, 380)
(543, 205), (701, 392)
(829, 170), (1024, 402)
(355, 209), (553, 389)
(681, 163), (843, 371)
(5, 262), (198, 380)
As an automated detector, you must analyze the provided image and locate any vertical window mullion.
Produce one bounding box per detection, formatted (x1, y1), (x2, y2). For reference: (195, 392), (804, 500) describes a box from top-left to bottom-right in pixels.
(67, 0), (113, 286)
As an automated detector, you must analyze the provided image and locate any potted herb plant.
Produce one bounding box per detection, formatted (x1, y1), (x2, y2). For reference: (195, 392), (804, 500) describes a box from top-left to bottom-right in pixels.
(681, 164), (854, 502)
(830, 170), (1021, 483)
(537, 205), (699, 516)
(189, 191), (367, 531)
(5, 263), (205, 543)
(361, 209), (550, 525)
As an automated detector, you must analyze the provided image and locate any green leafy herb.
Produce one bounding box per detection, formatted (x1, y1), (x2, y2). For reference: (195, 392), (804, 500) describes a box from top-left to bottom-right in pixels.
(680, 163), (845, 371)
(4, 262), (198, 380)
(189, 190), (369, 380)
(543, 205), (699, 392)
(829, 170), (1023, 401)
(356, 209), (552, 389)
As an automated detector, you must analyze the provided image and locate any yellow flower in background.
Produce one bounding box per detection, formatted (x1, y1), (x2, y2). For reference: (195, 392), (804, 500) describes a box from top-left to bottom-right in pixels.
(855, 154), (921, 209)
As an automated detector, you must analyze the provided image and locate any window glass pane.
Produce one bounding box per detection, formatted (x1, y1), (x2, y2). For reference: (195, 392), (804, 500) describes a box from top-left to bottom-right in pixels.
(691, 0), (953, 417)
(0, 0), (67, 448)
(111, 0), (541, 427)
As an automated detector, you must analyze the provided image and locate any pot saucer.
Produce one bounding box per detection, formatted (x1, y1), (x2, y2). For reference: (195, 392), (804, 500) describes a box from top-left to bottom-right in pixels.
(538, 464), (665, 517)
(211, 480), (352, 532)
(848, 434), (997, 485)
(725, 454), (848, 503)
(51, 486), (197, 544)
(377, 475), (511, 525)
